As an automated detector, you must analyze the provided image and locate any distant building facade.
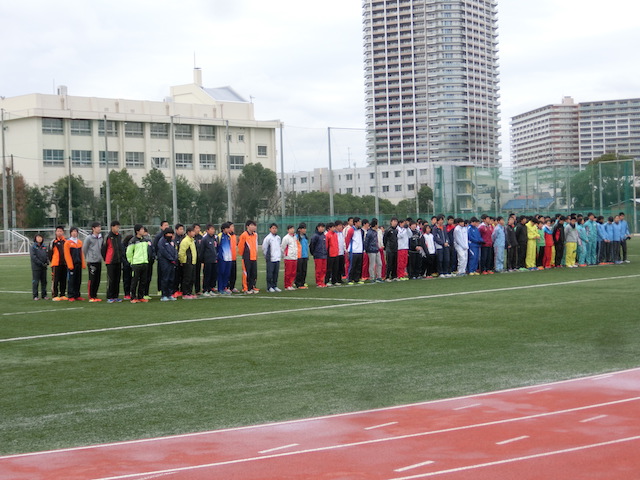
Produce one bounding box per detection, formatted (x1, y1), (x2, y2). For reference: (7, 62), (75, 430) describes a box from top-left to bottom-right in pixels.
(362, 0), (501, 168)
(0, 69), (279, 192)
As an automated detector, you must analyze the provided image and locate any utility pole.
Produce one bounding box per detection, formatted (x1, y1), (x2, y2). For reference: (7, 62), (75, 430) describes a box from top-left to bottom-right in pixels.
(225, 120), (233, 221)
(170, 116), (178, 225)
(1, 108), (8, 239)
(11, 154), (16, 228)
(279, 123), (285, 223)
(327, 127), (334, 218)
(104, 115), (112, 226)
(68, 155), (73, 227)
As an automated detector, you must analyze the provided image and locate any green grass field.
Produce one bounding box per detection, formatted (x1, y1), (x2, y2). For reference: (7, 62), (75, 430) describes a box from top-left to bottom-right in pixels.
(1, 247), (639, 455)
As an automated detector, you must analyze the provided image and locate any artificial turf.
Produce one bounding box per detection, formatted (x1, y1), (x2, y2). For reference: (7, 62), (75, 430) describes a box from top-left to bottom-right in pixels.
(1, 246), (639, 455)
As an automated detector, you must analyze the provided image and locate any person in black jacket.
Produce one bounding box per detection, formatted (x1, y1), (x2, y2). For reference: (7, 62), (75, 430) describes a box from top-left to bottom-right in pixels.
(383, 217), (399, 281)
(506, 216), (518, 271)
(553, 216), (567, 267)
(408, 220), (422, 279)
(101, 220), (125, 303)
(200, 224), (218, 295)
(30, 233), (49, 300)
(515, 216), (529, 270)
(157, 228), (178, 301)
(153, 220), (170, 294)
(309, 223), (328, 287)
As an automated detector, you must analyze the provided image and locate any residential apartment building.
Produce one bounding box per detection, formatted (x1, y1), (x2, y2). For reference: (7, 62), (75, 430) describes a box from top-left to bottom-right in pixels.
(511, 96), (640, 195)
(362, 0), (501, 168)
(0, 69), (279, 192)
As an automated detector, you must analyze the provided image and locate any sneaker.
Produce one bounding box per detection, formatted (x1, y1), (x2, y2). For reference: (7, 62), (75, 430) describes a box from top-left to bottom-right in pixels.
(157, 291), (162, 297)
(130, 299), (139, 304)
(268, 287), (275, 293)
(42, 296), (50, 300)
(285, 286), (296, 291)
(68, 298), (75, 302)
(182, 295), (196, 300)
(143, 295), (152, 300)
(357, 281), (365, 284)
(33, 297), (39, 301)
(232, 288), (240, 293)
(124, 295), (132, 300)
(347, 282), (355, 285)
(274, 287), (282, 292)
(107, 298), (117, 304)
(298, 286), (308, 290)
(139, 298), (149, 303)
(251, 288), (260, 293)
(59, 296), (68, 301)
(88, 298), (101, 303)
(160, 296), (171, 302)
(169, 296), (177, 301)
(76, 297), (85, 301)
(244, 290), (253, 295)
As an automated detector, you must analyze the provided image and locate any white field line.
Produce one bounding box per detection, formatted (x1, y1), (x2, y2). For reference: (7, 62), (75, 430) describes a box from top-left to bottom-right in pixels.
(2, 368), (639, 461)
(388, 436), (640, 480)
(496, 435), (529, 445)
(453, 403), (482, 411)
(365, 422), (398, 430)
(2, 274), (638, 344)
(258, 443), (299, 454)
(394, 460), (435, 472)
(0, 290), (31, 294)
(2, 307), (84, 316)
(82, 396), (640, 480)
(580, 415), (608, 423)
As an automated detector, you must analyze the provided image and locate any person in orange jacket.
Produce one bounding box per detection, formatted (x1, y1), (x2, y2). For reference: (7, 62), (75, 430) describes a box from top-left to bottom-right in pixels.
(238, 220), (259, 294)
(64, 227), (87, 301)
(227, 222), (239, 293)
(49, 226), (68, 301)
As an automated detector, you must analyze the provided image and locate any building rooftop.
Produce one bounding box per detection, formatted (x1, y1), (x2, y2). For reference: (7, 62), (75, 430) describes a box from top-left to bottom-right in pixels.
(202, 86), (248, 103)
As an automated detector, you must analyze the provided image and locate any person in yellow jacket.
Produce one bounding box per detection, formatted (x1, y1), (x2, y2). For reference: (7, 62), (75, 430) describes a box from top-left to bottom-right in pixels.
(178, 226), (198, 299)
(64, 227), (86, 301)
(525, 217), (540, 269)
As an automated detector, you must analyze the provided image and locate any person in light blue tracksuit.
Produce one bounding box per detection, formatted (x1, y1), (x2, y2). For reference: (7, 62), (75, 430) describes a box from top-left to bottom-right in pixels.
(619, 212), (630, 262)
(596, 216), (609, 263)
(585, 213), (598, 265)
(611, 216), (623, 264)
(491, 217), (506, 272)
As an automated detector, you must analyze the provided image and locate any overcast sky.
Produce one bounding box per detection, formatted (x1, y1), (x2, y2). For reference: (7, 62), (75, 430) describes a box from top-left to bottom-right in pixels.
(1, 0), (638, 174)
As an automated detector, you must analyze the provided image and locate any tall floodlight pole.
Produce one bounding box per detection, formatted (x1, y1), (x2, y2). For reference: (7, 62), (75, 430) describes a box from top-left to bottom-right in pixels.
(68, 156), (73, 227)
(225, 120), (232, 222)
(598, 162), (604, 217)
(104, 115), (112, 226)
(633, 159), (637, 234)
(1, 109), (8, 240)
(327, 127), (335, 218)
(374, 158), (380, 219)
(170, 116), (178, 225)
(280, 123), (285, 223)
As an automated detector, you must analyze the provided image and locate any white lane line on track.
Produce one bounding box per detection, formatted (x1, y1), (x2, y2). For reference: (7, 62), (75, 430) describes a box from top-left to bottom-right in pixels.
(580, 415), (608, 423)
(3, 273), (638, 344)
(258, 444), (299, 454)
(528, 387), (552, 394)
(496, 435), (529, 445)
(81, 396), (640, 480)
(453, 403), (482, 411)
(365, 422), (398, 430)
(388, 435), (640, 480)
(3, 367), (639, 461)
(394, 460), (435, 472)
(591, 374), (614, 381)
(2, 307), (84, 316)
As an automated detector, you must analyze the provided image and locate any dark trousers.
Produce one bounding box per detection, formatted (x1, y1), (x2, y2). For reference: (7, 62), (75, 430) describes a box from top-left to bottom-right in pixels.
(158, 260), (175, 298)
(194, 262), (202, 294)
(423, 253), (436, 276)
(348, 253), (363, 282)
(266, 260), (279, 290)
(517, 243), (527, 268)
(228, 260), (237, 290)
(174, 264), (183, 292)
(449, 247), (457, 273)
(32, 268), (47, 298)
(326, 256), (339, 284)
(621, 239), (628, 261)
(408, 251), (422, 278)
(87, 262), (102, 299)
(536, 246), (545, 267)
(106, 263), (121, 299)
(123, 263), (132, 297)
(507, 246), (517, 270)
(436, 247), (450, 275)
(144, 259), (154, 296)
(554, 243), (565, 267)
(386, 250), (398, 279)
(295, 257), (308, 287)
(338, 255), (346, 280)
(67, 263), (82, 299)
(52, 265), (67, 298)
(203, 262), (217, 292)
(481, 246), (493, 272)
(243, 259), (258, 291)
(131, 264), (148, 300)
(182, 262), (195, 295)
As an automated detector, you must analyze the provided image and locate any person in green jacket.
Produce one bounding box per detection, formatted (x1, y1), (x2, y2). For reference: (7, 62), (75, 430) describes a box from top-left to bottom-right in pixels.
(126, 224), (150, 303)
(536, 218), (546, 268)
(178, 226), (198, 299)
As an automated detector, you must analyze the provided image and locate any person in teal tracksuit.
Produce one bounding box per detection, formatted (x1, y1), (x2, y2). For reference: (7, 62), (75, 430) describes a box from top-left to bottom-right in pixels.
(585, 213), (598, 265)
(576, 216), (588, 266)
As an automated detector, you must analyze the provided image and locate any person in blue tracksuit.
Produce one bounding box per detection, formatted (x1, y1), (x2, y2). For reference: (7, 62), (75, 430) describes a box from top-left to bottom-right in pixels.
(217, 222), (233, 294)
(618, 212), (631, 262)
(611, 216), (623, 264)
(467, 217), (483, 275)
(491, 216), (506, 273)
(157, 228), (178, 301)
(295, 223), (309, 288)
(596, 216), (609, 263)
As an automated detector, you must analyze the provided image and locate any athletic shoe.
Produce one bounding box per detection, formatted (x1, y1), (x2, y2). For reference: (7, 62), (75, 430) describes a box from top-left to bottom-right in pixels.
(232, 288), (240, 293)
(130, 299), (139, 304)
(33, 297), (39, 301)
(76, 297), (85, 301)
(157, 291), (162, 296)
(160, 296), (171, 302)
(88, 298), (100, 303)
(59, 296), (68, 301)
(625, 260), (631, 263)
(268, 287), (275, 293)
(143, 295), (152, 300)
(139, 298), (149, 303)
(298, 286), (308, 290)
(182, 295), (196, 300)
(357, 281), (365, 284)
(251, 288), (260, 293)
(107, 298), (117, 304)
(347, 282), (355, 285)
(285, 286), (296, 291)
(243, 290), (252, 295)
(68, 298), (75, 302)
(274, 287), (282, 292)
(42, 296), (50, 300)
(173, 291), (183, 298)
(169, 296), (177, 301)
(124, 295), (131, 300)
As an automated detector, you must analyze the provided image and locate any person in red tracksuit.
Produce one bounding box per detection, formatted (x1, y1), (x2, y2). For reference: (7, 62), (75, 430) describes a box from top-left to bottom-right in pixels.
(325, 223), (340, 286)
(309, 223), (328, 287)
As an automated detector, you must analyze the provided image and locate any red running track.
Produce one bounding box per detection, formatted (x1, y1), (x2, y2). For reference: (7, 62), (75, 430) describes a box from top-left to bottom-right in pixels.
(2, 368), (640, 480)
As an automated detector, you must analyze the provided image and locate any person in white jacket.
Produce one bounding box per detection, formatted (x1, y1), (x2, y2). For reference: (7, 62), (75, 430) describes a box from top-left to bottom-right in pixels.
(453, 218), (469, 276)
(262, 223), (281, 292)
(281, 225), (299, 290)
